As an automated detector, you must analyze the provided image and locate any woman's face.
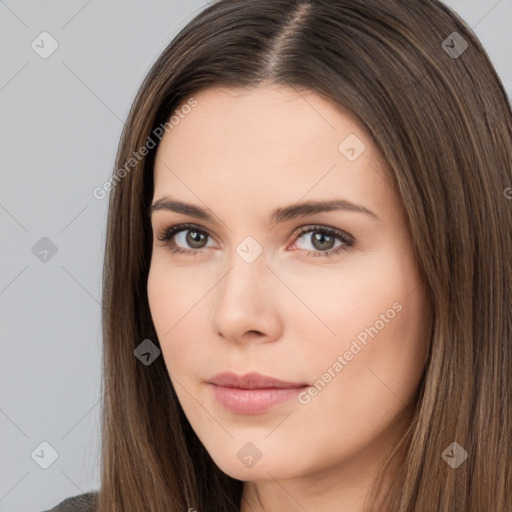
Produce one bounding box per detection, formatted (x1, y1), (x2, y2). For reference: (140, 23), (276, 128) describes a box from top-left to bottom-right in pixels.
(148, 84), (431, 490)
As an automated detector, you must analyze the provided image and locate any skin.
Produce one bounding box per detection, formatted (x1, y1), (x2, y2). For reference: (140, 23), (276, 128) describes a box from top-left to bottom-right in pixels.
(147, 84), (432, 512)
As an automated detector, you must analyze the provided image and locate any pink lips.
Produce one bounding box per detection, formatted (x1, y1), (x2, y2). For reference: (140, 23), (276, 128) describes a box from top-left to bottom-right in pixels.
(208, 371), (308, 415)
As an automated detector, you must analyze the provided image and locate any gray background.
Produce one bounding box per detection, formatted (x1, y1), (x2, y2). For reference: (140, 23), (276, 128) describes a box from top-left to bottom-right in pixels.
(0, 1), (510, 511)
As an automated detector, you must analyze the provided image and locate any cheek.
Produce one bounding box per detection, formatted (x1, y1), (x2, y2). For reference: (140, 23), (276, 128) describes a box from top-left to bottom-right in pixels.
(147, 262), (185, 362)
(292, 247), (429, 414)
(147, 260), (211, 377)
(361, 282), (430, 401)
(277, 245), (422, 353)
(287, 289), (428, 471)
(147, 263), (171, 339)
(147, 257), (199, 331)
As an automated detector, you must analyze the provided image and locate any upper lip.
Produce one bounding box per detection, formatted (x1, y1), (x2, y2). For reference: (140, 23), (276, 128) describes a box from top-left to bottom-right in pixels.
(209, 371), (308, 389)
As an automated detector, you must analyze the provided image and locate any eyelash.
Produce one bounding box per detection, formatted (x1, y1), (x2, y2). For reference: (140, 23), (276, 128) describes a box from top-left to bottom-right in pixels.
(155, 223), (354, 258)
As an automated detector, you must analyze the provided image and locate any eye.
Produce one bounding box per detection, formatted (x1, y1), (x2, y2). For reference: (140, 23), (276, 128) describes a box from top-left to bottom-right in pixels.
(155, 223), (354, 258)
(290, 225), (354, 258)
(155, 223), (215, 256)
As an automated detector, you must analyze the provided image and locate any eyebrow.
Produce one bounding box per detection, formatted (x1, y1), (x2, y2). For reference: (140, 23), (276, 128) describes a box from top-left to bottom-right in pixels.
(149, 196), (379, 224)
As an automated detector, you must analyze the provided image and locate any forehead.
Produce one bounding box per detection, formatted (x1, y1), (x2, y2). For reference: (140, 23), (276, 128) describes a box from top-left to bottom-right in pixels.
(166, 83), (368, 152)
(152, 84), (398, 221)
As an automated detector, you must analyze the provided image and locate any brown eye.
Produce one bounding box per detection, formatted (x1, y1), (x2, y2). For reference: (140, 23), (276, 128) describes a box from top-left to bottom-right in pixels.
(292, 226), (354, 258)
(182, 229), (208, 249)
(156, 224), (214, 255)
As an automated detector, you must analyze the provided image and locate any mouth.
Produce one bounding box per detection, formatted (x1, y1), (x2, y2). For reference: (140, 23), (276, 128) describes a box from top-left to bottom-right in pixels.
(209, 370), (309, 389)
(208, 371), (309, 415)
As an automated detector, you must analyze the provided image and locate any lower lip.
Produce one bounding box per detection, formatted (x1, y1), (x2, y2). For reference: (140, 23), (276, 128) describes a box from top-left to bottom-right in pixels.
(209, 384), (307, 415)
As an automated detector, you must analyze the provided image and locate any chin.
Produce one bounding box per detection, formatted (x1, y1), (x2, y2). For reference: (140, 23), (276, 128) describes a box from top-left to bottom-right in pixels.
(205, 441), (306, 482)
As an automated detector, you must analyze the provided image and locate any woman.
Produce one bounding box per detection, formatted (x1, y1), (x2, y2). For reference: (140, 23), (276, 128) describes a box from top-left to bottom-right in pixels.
(44, 0), (512, 510)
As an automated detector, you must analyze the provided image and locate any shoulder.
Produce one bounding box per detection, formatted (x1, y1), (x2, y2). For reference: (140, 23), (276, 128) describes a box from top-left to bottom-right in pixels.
(41, 491), (98, 512)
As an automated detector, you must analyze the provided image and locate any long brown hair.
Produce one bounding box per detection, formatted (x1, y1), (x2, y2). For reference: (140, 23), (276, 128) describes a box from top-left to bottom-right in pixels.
(97, 1), (512, 510)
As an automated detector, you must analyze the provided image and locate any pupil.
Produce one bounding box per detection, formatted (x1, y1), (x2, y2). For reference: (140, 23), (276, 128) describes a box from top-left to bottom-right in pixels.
(313, 232), (334, 250)
(187, 231), (205, 248)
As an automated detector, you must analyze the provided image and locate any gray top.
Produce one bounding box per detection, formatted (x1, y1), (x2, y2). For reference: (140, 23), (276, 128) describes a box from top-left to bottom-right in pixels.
(41, 492), (98, 512)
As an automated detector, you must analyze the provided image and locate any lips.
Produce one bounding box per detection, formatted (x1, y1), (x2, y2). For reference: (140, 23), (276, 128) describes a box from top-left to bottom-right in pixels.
(209, 371), (308, 389)
(208, 371), (309, 415)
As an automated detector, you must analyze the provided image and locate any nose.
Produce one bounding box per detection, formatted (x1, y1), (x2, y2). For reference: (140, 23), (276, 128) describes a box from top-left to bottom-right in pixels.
(211, 246), (283, 346)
